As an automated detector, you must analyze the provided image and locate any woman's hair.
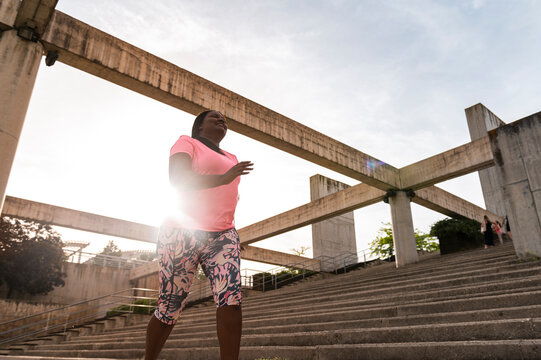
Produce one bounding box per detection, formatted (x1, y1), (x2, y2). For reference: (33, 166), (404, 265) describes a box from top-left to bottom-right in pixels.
(191, 110), (213, 138)
(484, 215), (490, 221)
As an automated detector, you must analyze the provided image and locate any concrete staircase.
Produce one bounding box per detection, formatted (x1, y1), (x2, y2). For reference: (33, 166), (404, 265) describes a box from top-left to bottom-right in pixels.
(2, 242), (541, 359)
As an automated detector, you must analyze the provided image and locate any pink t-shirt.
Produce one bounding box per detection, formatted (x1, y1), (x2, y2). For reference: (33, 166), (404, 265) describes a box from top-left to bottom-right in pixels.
(167, 136), (240, 232)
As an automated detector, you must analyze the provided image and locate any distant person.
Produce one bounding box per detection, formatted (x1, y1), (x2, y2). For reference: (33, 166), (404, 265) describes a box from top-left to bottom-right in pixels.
(481, 215), (495, 249)
(504, 215), (513, 240)
(492, 220), (503, 245)
(145, 110), (253, 360)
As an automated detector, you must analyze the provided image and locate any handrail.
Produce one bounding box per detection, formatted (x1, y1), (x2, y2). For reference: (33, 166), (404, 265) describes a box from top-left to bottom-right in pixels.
(64, 250), (150, 269)
(0, 287), (155, 327)
(0, 287), (159, 347)
(242, 247), (381, 292)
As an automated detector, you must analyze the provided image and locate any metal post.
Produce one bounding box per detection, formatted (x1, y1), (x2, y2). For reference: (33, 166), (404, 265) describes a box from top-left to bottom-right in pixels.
(262, 273), (265, 292)
(364, 252), (366, 266)
(274, 274), (277, 290)
(302, 264), (305, 279)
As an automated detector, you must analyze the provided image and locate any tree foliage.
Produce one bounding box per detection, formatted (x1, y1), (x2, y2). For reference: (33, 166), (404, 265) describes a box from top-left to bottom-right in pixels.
(369, 222), (440, 259)
(430, 217), (483, 254)
(100, 240), (122, 257)
(0, 216), (66, 298)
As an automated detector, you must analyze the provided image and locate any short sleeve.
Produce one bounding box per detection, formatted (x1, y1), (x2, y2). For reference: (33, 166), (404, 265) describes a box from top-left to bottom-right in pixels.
(170, 135), (194, 158)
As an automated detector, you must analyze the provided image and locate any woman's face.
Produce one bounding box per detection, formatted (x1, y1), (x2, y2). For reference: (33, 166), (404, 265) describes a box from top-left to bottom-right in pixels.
(199, 111), (227, 141)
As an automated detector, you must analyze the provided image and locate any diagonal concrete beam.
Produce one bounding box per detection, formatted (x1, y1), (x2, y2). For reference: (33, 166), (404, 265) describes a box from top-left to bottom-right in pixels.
(413, 187), (503, 223)
(39, 11), (400, 190)
(399, 136), (494, 190)
(130, 246), (320, 281)
(1, 196), (319, 269)
(239, 183), (385, 245)
(0, 0), (19, 30)
(2, 196), (159, 242)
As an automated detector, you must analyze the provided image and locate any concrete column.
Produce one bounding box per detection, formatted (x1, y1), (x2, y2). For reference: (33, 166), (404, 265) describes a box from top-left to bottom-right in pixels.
(488, 112), (541, 258)
(389, 191), (418, 267)
(0, 30), (42, 211)
(310, 175), (357, 271)
(465, 103), (506, 216)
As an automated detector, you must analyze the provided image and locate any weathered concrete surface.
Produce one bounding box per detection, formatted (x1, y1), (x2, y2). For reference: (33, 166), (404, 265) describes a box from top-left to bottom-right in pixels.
(13, 0), (57, 38)
(0, 30), (42, 212)
(2, 196), (160, 242)
(399, 136), (494, 190)
(238, 183), (385, 245)
(2, 197), (318, 270)
(39, 10), (400, 190)
(241, 245), (320, 271)
(0, 0), (19, 30)
(130, 246), (320, 282)
(310, 175), (357, 271)
(489, 112), (541, 258)
(0, 262), (131, 305)
(389, 191), (418, 267)
(466, 103), (507, 216)
(414, 187), (503, 224)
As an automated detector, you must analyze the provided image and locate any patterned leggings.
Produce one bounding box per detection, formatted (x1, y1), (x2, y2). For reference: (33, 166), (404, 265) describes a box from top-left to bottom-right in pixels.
(154, 226), (241, 325)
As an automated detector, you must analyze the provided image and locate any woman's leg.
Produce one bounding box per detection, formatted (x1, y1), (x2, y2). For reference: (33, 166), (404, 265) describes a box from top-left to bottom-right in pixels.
(216, 305), (242, 360)
(200, 228), (243, 360)
(145, 227), (199, 359)
(145, 316), (175, 360)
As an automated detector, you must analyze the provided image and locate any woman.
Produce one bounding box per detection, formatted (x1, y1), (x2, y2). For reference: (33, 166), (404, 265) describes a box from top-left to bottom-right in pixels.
(493, 220), (503, 245)
(145, 110), (253, 360)
(482, 215), (495, 249)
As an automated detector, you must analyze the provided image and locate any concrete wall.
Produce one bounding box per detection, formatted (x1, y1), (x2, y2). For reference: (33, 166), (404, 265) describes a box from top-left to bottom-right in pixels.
(466, 103), (507, 216)
(0, 262), (132, 305)
(488, 112), (541, 258)
(310, 175), (357, 271)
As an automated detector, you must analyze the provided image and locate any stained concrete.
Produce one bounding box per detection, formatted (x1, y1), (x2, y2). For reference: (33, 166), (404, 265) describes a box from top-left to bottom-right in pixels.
(0, 30), (42, 212)
(40, 10), (400, 190)
(310, 175), (357, 271)
(466, 103), (507, 216)
(389, 191), (418, 267)
(488, 112), (541, 258)
(400, 136), (494, 190)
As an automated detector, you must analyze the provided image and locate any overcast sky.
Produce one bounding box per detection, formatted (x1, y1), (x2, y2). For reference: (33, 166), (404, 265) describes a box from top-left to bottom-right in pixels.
(6, 0), (541, 268)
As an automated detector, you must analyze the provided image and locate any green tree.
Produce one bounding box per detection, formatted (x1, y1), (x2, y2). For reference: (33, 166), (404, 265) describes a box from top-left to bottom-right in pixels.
(369, 222), (439, 259)
(430, 217), (482, 254)
(0, 216), (66, 298)
(100, 240), (122, 257)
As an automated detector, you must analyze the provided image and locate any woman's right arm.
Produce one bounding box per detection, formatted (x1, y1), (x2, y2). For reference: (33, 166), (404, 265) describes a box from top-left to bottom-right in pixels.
(169, 153), (253, 191)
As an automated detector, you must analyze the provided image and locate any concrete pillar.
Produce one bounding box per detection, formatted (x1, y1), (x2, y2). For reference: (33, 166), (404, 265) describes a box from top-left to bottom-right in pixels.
(465, 103), (506, 216)
(488, 112), (541, 258)
(0, 30), (42, 211)
(310, 175), (357, 271)
(388, 191), (418, 267)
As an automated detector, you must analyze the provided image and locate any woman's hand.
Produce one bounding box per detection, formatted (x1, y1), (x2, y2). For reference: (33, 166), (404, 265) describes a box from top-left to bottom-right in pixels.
(220, 161), (254, 185)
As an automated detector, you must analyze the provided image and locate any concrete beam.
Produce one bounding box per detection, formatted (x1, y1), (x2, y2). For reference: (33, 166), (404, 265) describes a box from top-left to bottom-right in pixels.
(0, 0), (19, 30)
(399, 136), (494, 190)
(465, 103), (507, 216)
(129, 246), (319, 281)
(2, 196), (320, 272)
(238, 183), (386, 245)
(414, 187), (503, 223)
(39, 11), (400, 190)
(13, 0), (58, 38)
(2, 196), (159, 242)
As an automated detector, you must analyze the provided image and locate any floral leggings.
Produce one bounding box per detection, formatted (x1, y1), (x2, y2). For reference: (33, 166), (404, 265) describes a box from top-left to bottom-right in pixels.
(154, 226), (241, 325)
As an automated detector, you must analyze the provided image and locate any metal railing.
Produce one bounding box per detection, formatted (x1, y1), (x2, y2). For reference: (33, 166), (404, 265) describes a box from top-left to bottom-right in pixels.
(240, 247), (380, 292)
(0, 288), (158, 347)
(64, 251), (150, 269)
